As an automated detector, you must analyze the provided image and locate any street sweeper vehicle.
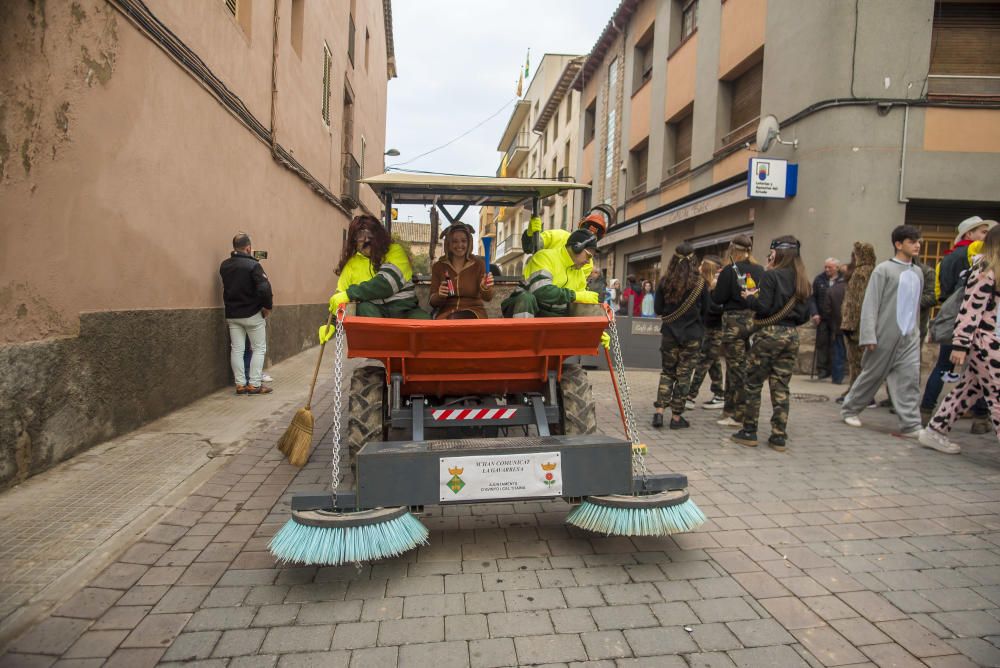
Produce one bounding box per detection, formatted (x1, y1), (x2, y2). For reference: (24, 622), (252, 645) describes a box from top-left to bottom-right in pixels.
(270, 173), (705, 565)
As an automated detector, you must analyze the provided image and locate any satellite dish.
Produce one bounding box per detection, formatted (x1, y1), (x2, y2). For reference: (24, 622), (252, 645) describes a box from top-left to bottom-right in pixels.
(756, 115), (780, 152)
(755, 114), (798, 152)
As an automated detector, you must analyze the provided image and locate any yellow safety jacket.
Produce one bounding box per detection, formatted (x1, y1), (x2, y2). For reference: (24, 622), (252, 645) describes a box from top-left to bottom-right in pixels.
(521, 227), (595, 277)
(521, 245), (588, 314)
(337, 243), (417, 304)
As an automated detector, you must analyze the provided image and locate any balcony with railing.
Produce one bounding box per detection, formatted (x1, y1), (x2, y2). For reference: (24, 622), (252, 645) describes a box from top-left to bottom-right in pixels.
(718, 116), (758, 153)
(662, 156), (691, 187)
(504, 131), (531, 172)
(341, 153), (360, 207)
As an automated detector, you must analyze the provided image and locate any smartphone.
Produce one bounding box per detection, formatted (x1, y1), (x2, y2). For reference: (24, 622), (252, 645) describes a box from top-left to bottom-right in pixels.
(253, 250), (268, 260)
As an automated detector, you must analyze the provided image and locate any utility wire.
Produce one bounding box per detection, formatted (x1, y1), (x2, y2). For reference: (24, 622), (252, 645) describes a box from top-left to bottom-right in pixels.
(389, 98), (517, 167)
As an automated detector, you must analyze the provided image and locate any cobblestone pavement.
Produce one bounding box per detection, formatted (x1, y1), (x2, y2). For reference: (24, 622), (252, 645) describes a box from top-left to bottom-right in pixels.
(0, 348), (338, 646)
(2, 361), (1000, 667)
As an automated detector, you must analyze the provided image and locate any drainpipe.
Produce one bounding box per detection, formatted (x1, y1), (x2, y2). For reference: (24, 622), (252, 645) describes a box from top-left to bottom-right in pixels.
(898, 104), (909, 203)
(269, 0), (280, 157)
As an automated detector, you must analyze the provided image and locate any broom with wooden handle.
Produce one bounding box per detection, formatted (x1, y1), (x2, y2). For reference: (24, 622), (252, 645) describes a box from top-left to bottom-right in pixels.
(278, 312), (334, 466)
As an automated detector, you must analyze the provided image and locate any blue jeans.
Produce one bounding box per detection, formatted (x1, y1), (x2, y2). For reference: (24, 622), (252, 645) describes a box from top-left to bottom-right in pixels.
(830, 333), (846, 384)
(922, 344), (987, 416)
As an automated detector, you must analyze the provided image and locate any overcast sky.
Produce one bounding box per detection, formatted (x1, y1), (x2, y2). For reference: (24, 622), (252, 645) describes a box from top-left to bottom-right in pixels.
(385, 0), (616, 227)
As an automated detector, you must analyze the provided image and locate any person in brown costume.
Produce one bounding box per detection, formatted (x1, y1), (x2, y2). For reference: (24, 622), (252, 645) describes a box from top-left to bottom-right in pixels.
(430, 223), (494, 319)
(839, 241), (877, 398)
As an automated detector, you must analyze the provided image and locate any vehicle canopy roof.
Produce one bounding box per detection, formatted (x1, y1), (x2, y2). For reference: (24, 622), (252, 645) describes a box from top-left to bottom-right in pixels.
(361, 172), (589, 207)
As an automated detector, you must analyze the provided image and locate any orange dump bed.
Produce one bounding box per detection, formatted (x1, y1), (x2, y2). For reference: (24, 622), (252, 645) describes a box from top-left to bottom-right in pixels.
(342, 314), (608, 396)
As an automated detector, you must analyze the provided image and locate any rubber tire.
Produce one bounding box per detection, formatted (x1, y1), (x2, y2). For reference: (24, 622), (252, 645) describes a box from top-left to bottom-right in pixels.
(347, 366), (387, 466)
(554, 363), (598, 435)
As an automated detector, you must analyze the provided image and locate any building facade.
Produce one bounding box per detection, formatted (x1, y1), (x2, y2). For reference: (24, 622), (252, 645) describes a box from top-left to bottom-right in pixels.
(577, 0), (1000, 288)
(0, 0), (395, 487)
(492, 53), (585, 276)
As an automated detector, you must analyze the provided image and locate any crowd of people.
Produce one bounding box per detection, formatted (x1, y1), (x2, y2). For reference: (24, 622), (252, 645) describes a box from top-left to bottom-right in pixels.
(642, 216), (1000, 456)
(221, 210), (999, 458)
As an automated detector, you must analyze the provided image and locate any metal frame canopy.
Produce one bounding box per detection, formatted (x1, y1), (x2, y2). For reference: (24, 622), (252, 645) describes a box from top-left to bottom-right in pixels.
(361, 173), (589, 207)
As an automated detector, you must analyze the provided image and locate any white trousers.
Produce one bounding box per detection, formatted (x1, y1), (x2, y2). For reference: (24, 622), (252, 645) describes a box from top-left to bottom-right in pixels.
(227, 312), (266, 387)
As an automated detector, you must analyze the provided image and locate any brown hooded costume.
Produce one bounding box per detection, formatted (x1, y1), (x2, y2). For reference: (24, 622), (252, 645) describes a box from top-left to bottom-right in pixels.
(430, 224), (493, 319)
(840, 241), (877, 387)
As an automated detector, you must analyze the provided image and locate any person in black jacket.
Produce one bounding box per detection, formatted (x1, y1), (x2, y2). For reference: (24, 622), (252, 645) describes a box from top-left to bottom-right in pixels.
(688, 255), (725, 408)
(731, 236), (811, 451)
(220, 233), (274, 395)
(822, 263), (849, 385)
(807, 258), (840, 380)
(712, 235), (766, 427)
(652, 242), (711, 429)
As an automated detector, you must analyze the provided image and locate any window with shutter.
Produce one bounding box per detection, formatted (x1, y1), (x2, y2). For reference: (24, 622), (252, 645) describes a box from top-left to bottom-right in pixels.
(729, 61), (762, 134)
(665, 111), (693, 180)
(929, 2), (1000, 96)
(322, 44), (332, 125)
(348, 14), (356, 67)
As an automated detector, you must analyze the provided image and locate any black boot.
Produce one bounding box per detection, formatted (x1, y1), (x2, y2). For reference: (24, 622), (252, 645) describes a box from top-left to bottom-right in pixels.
(669, 415), (690, 430)
(731, 429), (758, 447)
(768, 435), (787, 452)
(652, 413), (664, 428)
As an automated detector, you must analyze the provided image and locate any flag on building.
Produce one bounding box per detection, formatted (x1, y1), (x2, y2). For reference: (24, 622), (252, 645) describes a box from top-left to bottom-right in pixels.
(525, 49), (530, 79)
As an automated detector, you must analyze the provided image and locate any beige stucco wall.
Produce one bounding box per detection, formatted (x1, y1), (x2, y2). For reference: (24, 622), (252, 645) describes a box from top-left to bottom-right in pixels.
(0, 0), (393, 487)
(1, 0), (391, 345)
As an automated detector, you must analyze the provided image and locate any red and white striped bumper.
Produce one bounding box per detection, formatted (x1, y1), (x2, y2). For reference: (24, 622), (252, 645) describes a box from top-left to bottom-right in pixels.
(431, 408), (518, 421)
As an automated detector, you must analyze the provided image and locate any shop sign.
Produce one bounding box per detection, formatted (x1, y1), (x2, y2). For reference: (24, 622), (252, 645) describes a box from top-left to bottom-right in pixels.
(748, 158), (798, 199)
(440, 452), (561, 502)
(632, 318), (661, 336)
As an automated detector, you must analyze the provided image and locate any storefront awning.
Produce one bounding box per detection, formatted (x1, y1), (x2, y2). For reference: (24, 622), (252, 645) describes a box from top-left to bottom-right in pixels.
(642, 181), (748, 234)
(598, 222), (639, 248)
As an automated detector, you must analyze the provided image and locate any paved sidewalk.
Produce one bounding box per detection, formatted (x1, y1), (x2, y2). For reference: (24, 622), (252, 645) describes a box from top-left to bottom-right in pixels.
(0, 344), (341, 649)
(2, 362), (1000, 667)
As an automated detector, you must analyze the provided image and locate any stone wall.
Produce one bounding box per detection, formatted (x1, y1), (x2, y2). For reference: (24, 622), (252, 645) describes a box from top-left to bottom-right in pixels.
(0, 304), (325, 490)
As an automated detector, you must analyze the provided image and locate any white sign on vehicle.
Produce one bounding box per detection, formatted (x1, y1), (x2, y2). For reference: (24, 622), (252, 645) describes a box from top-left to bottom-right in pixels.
(440, 452), (562, 502)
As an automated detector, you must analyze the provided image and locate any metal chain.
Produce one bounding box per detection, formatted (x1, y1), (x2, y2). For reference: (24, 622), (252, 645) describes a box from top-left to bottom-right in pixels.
(330, 309), (346, 500)
(606, 314), (649, 480)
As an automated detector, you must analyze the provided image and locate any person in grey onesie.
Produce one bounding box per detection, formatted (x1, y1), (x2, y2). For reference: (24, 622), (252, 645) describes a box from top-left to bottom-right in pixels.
(840, 225), (924, 437)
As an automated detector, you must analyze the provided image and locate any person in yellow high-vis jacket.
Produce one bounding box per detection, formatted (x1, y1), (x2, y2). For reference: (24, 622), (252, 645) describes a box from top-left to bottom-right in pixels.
(520, 204), (615, 274)
(320, 215), (429, 343)
(502, 228), (599, 315)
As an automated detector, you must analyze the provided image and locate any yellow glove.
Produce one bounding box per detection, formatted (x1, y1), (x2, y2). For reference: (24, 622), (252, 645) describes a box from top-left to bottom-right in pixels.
(600, 332), (610, 349)
(529, 216), (543, 235)
(328, 291), (349, 313)
(575, 290), (600, 304)
(318, 324), (335, 344)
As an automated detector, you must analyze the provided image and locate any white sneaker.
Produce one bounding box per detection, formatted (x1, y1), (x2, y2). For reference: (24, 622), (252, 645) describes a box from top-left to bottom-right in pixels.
(843, 415), (862, 428)
(898, 429), (920, 440)
(717, 416), (740, 427)
(261, 373), (274, 383)
(918, 428), (961, 454)
(703, 396), (725, 409)
(685, 400), (696, 410)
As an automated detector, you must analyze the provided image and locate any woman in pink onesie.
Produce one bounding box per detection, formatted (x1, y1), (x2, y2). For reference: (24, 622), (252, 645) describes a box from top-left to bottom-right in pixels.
(920, 225), (1000, 454)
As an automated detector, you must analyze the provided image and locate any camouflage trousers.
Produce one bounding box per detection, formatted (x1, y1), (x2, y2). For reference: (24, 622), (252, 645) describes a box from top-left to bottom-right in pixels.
(743, 325), (800, 438)
(721, 310), (754, 421)
(689, 326), (724, 399)
(655, 333), (702, 414)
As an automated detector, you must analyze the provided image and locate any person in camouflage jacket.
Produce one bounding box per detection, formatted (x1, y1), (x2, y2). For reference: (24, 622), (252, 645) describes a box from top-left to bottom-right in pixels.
(839, 241), (877, 392)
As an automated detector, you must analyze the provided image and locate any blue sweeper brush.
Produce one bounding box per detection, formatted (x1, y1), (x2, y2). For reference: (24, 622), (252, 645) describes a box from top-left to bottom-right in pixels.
(269, 306), (428, 566)
(567, 486), (707, 536)
(270, 505), (428, 565)
(566, 309), (706, 537)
